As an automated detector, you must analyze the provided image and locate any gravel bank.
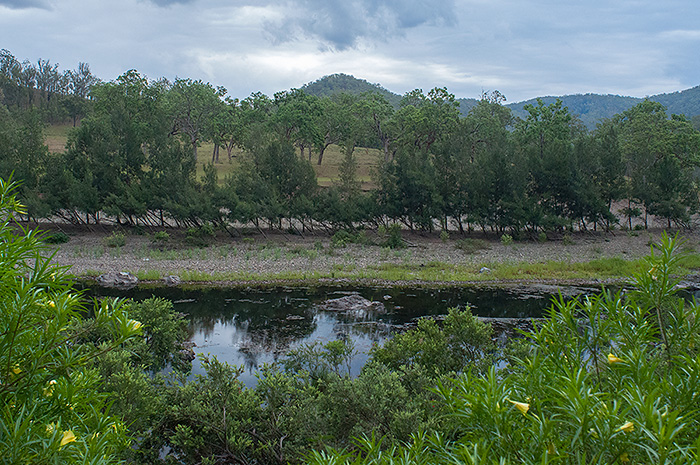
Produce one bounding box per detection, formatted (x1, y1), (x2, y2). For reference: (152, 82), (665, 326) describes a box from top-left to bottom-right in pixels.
(42, 226), (685, 286)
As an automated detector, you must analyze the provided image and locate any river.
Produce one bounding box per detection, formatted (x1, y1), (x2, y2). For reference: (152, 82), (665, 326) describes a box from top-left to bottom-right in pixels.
(86, 283), (599, 385)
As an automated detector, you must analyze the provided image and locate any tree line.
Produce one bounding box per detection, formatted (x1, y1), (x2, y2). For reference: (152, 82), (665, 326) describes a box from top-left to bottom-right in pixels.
(2, 49), (699, 235)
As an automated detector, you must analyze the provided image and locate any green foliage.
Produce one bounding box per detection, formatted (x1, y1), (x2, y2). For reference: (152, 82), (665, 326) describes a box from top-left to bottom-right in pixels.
(500, 233), (513, 245)
(380, 224), (405, 249)
(372, 308), (495, 380)
(103, 231), (126, 248)
(0, 179), (139, 463)
(331, 229), (371, 248)
(152, 230), (170, 243)
(309, 234), (700, 464)
(45, 230), (70, 244)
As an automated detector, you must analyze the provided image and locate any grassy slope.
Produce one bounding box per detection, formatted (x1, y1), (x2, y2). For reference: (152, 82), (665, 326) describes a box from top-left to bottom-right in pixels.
(46, 124), (381, 188)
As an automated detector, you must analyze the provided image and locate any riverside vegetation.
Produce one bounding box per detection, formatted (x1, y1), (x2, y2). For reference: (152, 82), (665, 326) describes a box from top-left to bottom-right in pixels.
(2, 49), (700, 238)
(3, 177), (700, 464)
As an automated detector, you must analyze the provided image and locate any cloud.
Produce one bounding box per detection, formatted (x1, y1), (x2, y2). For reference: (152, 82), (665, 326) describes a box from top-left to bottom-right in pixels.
(262, 0), (457, 50)
(0, 0), (50, 9)
(144, 0), (194, 6)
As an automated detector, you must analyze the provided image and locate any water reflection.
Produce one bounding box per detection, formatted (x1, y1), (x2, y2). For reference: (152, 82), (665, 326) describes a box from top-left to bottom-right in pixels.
(84, 284), (595, 385)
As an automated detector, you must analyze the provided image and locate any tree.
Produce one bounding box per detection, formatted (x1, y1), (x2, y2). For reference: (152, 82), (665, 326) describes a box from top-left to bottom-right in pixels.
(167, 78), (225, 161)
(65, 62), (98, 126)
(615, 100), (700, 228)
(271, 89), (322, 160)
(515, 98), (582, 231)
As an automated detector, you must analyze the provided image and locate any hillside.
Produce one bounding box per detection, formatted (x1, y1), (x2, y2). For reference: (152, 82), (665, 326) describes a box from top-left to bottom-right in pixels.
(301, 73), (402, 107)
(301, 74), (700, 129)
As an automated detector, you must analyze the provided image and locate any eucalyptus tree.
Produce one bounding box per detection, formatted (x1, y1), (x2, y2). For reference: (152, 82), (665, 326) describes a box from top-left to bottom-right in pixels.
(208, 96), (245, 163)
(395, 87), (461, 153)
(271, 88), (322, 159)
(167, 78), (225, 161)
(314, 95), (348, 165)
(355, 92), (397, 162)
(0, 50), (37, 109)
(65, 62), (98, 126)
(35, 58), (68, 121)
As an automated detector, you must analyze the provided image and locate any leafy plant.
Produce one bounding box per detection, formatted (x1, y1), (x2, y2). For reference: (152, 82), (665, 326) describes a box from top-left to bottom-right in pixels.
(0, 179), (140, 463)
(45, 231), (70, 244)
(104, 231), (126, 247)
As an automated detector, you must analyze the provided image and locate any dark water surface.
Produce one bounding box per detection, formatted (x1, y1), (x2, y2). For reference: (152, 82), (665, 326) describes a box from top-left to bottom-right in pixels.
(86, 284), (597, 385)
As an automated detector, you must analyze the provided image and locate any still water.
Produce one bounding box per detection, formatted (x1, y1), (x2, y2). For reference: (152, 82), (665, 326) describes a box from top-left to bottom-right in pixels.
(86, 284), (595, 385)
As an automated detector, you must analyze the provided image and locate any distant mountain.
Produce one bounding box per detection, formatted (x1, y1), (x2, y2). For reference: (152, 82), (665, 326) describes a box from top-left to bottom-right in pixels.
(300, 74), (700, 130)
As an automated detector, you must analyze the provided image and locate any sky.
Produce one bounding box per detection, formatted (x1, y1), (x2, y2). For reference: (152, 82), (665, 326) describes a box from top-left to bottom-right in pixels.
(1, 0), (699, 103)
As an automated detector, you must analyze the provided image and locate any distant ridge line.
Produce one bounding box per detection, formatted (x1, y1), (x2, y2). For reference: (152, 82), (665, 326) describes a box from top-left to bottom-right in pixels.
(300, 74), (700, 129)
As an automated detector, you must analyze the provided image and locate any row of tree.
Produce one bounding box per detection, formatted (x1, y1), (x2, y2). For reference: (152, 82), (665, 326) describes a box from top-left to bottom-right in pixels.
(2, 57), (699, 234)
(0, 49), (98, 125)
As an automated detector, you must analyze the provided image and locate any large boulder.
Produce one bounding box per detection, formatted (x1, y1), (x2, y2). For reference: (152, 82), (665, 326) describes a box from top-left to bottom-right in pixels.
(316, 294), (386, 320)
(96, 271), (138, 289)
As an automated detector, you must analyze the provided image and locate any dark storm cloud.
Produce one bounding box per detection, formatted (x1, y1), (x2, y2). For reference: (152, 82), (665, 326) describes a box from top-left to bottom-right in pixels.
(0, 0), (50, 9)
(266, 0), (457, 49)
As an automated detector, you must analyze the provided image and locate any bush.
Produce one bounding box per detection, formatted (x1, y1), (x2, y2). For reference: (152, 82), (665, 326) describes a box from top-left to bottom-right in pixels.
(381, 224), (405, 249)
(0, 179), (139, 463)
(152, 230), (170, 243)
(331, 229), (372, 247)
(500, 233), (513, 245)
(45, 231), (70, 244)
(104, 231), (126, 247)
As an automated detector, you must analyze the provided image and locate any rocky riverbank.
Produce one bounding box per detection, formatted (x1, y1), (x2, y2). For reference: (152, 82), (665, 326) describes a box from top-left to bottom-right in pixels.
(40, 225), (691, 287)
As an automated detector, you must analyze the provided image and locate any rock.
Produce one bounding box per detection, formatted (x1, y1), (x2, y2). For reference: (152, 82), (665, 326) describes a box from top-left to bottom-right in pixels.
(178, 341), (196, 363)
(479, 267), (492, 274)
(163, 275), (181, 286)
(96, 271), (138, 289)
(316, 294), (386, 320)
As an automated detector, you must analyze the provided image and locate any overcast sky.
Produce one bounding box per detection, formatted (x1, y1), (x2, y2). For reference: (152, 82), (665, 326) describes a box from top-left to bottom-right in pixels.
(1, 0), (699, 103)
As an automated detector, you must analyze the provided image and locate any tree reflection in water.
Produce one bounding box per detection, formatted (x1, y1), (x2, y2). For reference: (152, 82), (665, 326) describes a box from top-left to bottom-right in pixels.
(83, 284), (585, 385)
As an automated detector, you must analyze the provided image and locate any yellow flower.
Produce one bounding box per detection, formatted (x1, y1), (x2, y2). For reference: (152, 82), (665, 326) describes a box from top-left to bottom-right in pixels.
(589, 428), (599, 438)
(620, 452), (630, 462)
(10, 364), (21, 376)
(46, 422), (56, 435)
(508, 399), (530, 415)
(60, 430), (76, 447)
(128, 319), (143, 331)
(547, 443), (556, 455)
(43, 379), (57, 397)
(617, 421), (634, 433)
(47, 300), (56, 309)
(607, 353), (624, 364)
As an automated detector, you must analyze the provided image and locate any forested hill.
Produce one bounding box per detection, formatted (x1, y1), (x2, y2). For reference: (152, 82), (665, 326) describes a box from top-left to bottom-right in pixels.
(301, 73), (402, 107)
(509, 87), (700, 129)
(302, 74), (700, 129)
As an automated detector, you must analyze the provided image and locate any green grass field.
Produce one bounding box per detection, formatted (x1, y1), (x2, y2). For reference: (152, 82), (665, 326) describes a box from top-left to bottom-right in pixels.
(46, 124), (381, 188)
